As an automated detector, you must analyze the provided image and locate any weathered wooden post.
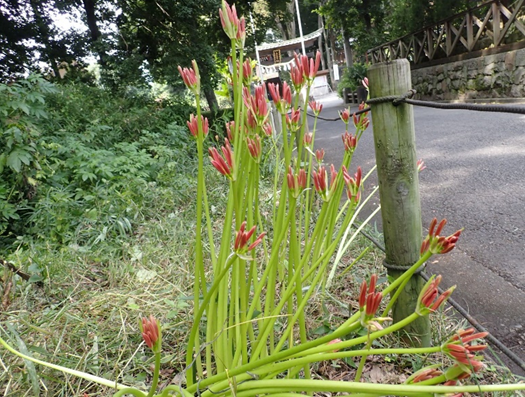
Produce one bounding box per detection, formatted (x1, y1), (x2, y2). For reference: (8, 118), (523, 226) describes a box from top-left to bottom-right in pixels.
(368, 59), (430, 347)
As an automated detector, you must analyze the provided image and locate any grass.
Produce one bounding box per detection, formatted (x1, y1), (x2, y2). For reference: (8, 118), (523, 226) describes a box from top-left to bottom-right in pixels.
(1, 169), (524, 396)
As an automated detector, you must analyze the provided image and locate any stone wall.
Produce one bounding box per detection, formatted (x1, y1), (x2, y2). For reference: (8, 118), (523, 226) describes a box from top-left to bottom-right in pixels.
(411, 48), (525, 101)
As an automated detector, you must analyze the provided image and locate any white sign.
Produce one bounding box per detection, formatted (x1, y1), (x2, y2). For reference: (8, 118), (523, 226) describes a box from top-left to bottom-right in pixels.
(333, 65), (340, 81)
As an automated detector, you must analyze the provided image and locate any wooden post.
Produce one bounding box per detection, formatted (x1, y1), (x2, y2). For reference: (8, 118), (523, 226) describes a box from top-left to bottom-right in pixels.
(368, 59), (430, 347)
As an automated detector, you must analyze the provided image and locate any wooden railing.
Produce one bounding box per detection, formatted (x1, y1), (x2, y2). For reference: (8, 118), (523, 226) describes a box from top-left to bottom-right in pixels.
(368, 0), (525, 65)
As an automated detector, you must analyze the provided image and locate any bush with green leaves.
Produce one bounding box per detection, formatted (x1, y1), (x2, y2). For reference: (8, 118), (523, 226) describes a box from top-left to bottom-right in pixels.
(0, 75), (200, 254)
(337, 62), (369, 98)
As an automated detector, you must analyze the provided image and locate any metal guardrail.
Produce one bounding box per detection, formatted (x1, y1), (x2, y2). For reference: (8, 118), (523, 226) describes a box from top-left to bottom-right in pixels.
(367, 0), (525, 65)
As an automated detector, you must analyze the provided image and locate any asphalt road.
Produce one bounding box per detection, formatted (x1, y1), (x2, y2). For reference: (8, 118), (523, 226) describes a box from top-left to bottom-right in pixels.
(309, 93), (525, 375)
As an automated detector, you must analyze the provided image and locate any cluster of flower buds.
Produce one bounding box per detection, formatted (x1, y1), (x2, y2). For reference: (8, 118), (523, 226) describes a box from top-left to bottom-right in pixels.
(187, 114), (209, 138)
(313, 164), (338, 202)
(287, 166), (307, 198)
(443, 328), (488, 373)
(309, 100), (323, 116)
(289, 51), (321, 90)
(243, 85), (269, 127)
(417, 274), (455, 315)
(242, 59), (253, 87)
(178, 60), (200, 95)
(303, 132), (313, 146)
(342, 166), (362, 204)
(353, 103), (370, 130)
(209, 139), (234, 179)
(358, 274), (383, 328)
(141, 315), (161, 353)
(234, 221), (265, 256)
(340, 108), (351, 125)
(420, 218), (462, 255)
(342, 131), (357, 152)
(247, 135), (262, 162)
(219, 1), (246, 47)
(286, 108), (302, 132)
(268, 82), (292, 115)
(294, 51), (321, 86)
(262, 122), (272, 137)
(315, 149), (325, 164)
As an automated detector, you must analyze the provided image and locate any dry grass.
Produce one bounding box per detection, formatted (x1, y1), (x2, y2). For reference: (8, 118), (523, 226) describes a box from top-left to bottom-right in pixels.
(0, 181), (524, 396)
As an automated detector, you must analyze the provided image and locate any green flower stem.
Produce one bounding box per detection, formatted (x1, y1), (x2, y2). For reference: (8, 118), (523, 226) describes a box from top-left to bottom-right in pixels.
(302, 112), (320, 249)
(112, 389), (147, 397)
(295, 313), (421, 358)
(380, 250), (433, 317)
(205, 346), (443, 394)
(0, 334), (129, 391)
(185, 253), (237, 385)
(354, 336), (371, 382)
(273, 208), (358, 353)
(193, 96), (207, 380)
(187, 313), (362, 394)
(233, 378), (525, 396)
(146, 352), (161, 397)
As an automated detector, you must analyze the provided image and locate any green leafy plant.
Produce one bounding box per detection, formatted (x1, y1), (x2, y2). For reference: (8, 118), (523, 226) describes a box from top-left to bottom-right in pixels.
(337, 62), (369, 98)
(1, 2), (525, 397)
(0, 74), (56, 234)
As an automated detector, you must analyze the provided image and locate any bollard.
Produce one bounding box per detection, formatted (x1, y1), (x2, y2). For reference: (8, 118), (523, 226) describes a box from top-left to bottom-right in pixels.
(368, 59), (430, 347)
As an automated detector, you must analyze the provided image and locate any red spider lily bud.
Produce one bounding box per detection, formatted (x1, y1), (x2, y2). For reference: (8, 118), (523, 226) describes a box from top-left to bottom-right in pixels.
(353, 112), (370, 130)
(290, 65), (304, 90)
(234, 221), (266, 254)
(262, 122), (272, 136)
(340, 108), (351, 124)
(242, 59), (253, 87)
(209, 139), (234, 178)
(178, 61), (200, 94)
(219, 1), (245, 45)
(309, 100), (323, 116)
(141, 315), (161, 353)
(358, 274), (383, 326)
(420, 218), (462, 255)
(408, 367), (443, 384)
(342, 132), (357, 152)
(315, 148), (325, 163)
(244, 85), (269, 126)
(417, 275), (455, 315)
(342, 166), (362, 203)
(358, 280), (367, 310)
(329, 164), (338, 190)
(417, 159), (426, 172)
(291, 53), (305, 90)
(226, 121), (235, 142)
(286, 108), (302, 131)
(287, 166), (307, 198)
(187, 114), (209, 138)
(313, 166), (328, 197)
(303, 132), (313, 146)
(366, 292), (382, 317)
(444, 343), (485, 370)
(247, 135), (262, 162)
(268, 82), (292, 114)
(450, 328), (489, 345)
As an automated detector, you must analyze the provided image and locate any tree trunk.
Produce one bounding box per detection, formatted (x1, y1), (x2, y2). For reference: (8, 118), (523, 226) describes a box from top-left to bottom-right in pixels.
(29, 0), (61, 78)
(342, 29), (353, 69)
(203, 86), (219, 113)
(82, 0), (107, 66)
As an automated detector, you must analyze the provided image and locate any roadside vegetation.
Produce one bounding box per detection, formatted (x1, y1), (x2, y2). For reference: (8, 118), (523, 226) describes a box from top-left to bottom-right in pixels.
(2, 24), (525, 397)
